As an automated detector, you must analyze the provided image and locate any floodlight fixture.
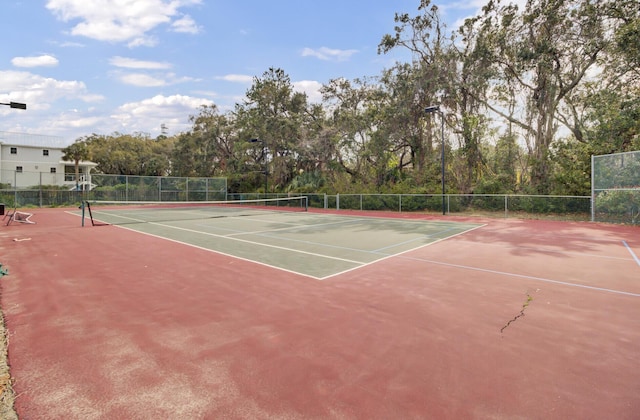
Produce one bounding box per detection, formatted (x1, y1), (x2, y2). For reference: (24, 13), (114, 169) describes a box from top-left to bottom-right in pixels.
(424, 105), (440, 114)
(1, 102), (27, 110)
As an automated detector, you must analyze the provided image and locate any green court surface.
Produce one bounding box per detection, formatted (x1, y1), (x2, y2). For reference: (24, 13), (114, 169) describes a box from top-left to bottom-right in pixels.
(86, 209), (482, 279)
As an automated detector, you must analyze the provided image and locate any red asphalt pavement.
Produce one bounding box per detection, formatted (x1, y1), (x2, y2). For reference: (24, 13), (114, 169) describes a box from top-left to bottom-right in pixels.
(0, 208), (638, 419)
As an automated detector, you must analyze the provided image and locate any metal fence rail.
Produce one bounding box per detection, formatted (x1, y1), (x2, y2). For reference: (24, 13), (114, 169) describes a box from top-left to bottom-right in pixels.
(0, 188), (598, 222)
(228, 193), (592, 221)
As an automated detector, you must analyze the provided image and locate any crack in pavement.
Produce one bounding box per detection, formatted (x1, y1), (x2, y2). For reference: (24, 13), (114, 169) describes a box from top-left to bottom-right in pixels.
(501, 293), (533, 334)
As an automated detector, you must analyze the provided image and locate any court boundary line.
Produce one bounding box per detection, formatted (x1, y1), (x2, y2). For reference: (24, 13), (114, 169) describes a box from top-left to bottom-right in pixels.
(87, 212), (484, 280)
(144, 221), (369, 265)
(142, 219), (485, 280)
(318, 224), (487, 280)
(248, 223), (475, 258)
(112, 224), (324, 280)
(465, 240), (636, 262)
(224, 217), (362, 237)
(623, 241), (640, 267)
(398, 255), (640, 297)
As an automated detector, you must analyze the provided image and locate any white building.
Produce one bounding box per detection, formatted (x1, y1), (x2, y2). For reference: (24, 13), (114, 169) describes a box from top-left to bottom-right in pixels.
(0, 132), (97, 190)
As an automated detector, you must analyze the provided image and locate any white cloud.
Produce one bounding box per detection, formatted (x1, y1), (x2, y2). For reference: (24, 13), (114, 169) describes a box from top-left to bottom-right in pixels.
(119, 73), (167, 87)
(12, 55), (59, 68)
(116, 71), (198, 87)
(301, 47), (358, 62)
(55, 41), (85, 48)
(171, 14), (201, 34)
(293, 80), (323, 103)
(110, 94), (214, 134)
(217, 74), (253, 83)
(191, 90), (218, 98)
(45, 0), (202, 46)
(110, 56), (172, 70)
(0, 70), (103, 107)
(126, 36), (159, 48)
(445, 0), (528, 31)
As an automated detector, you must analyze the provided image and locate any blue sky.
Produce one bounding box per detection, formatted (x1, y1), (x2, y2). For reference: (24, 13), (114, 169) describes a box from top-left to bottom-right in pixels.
(1, 0), (488, 144)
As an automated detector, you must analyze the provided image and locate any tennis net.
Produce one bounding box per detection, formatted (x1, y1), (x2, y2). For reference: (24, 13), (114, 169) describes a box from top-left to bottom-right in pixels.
(82, 196), (308, 226)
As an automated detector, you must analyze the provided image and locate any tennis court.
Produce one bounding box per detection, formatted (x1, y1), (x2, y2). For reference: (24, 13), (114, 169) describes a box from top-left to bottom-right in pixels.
(82, 198), (483, 279)
(0, 205), (639, 419)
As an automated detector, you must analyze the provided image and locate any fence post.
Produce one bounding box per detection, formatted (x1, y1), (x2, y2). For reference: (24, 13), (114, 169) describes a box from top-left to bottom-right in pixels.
(590, 154), (595, 222)
(337, 193), (340, 210)
(505, 195), (508, 218)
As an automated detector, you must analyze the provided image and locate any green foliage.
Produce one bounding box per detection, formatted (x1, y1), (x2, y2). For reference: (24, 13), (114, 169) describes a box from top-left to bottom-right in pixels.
(287, 171), (325, 193)
(595, 191), (640, 224)
(59, 1), (637, 202)
(550, 139), (591, 196)
(84, 133), (174, 176)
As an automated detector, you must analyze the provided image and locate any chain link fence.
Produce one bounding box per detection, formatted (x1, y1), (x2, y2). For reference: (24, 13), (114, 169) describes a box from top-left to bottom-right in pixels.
(0, 173), (228, 207)
(592, 151), (640, 224)
(87, 174), (228, 202)
(229, 193), (591, 221)
(6, 164), (640, 224)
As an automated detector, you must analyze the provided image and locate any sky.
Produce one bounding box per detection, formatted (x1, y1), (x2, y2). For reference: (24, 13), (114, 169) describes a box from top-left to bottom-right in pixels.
(1, 0), (490, 145)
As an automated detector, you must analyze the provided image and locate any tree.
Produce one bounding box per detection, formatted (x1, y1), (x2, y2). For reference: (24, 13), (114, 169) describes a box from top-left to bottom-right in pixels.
(321, 77), (383, 188)
(84, 132), (171, 176)
(62, 138), (90, 191)
(235, 68), (315, 191)
(467, 0), (612, 192)
(171, 105), (239, 177)
(379, 0), (491, 193)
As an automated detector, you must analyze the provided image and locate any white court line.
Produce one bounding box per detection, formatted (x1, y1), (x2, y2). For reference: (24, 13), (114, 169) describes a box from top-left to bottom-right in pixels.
(398, 255), (640, 297)
(112, 216), (485, 280)
(318, 224), (487, 280)
(88, 210), (485, 279)
(112, 224), (322, 280)
(373, 226), (471, 253)
(142, 221), (368, 265)
(455, 239), (634, 262)
(225, 217), (358, 237)
(623, 241), (640, 267)
(232, 221), (473, 256)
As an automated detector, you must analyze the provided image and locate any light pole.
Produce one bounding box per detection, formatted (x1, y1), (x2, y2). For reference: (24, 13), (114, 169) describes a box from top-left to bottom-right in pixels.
(425, 105), (446, 215)
(0, 102), (27, 110)
(249, 138), (267, 196)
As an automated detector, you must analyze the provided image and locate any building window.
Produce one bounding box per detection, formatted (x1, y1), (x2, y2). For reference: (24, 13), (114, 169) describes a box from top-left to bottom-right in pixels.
(10, 147), (17, 154)
(16, 166), (23, 173)
(50, 167), (57, 174)
(64, 165), (76, 182)
(43, 149), (49, 156)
